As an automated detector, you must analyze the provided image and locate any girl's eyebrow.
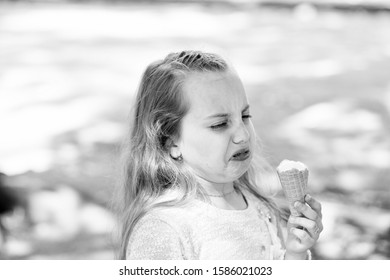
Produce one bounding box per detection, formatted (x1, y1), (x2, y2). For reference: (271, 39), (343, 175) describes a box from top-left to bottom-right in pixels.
(206, 105), (250, 119)
(207, 113), (229, 119)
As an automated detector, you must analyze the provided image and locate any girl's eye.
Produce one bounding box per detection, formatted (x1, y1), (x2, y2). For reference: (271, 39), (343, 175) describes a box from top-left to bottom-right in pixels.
(242, 114), (252, 121)
(210, 122), (228, 130)
(211, 115), (251, 130)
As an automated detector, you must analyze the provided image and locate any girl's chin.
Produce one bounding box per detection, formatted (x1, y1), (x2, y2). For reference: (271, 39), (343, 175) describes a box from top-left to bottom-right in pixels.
(211, 168), (250, 184)
(191, 160), (251, 184)
(230, 159), (251, 173)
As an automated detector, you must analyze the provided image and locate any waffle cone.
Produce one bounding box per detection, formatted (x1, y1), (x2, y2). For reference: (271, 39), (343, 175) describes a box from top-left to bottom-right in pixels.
(277, 168), (308, 216)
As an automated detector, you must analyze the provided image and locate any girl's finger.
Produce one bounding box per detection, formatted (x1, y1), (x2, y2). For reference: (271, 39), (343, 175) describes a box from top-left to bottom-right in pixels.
(290, 227), (314, 245)
(304, 194), (322, 218)
(294, 201), (318, 221)
(289, 216), (322, 239)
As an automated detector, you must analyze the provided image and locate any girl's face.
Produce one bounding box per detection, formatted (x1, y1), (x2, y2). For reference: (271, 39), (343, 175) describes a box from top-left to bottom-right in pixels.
(174, 70), (256, 186)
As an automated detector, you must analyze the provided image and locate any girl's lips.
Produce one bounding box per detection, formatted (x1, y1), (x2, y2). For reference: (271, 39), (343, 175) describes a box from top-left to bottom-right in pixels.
(231, 149), (251, 161)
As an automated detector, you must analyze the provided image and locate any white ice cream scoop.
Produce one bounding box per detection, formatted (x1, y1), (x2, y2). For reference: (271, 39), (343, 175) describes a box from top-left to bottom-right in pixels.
(276, 160), (309, 216)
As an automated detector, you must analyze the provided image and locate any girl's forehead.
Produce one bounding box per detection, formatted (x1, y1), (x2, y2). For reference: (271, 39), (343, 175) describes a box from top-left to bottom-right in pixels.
(182, 71), (248, 113)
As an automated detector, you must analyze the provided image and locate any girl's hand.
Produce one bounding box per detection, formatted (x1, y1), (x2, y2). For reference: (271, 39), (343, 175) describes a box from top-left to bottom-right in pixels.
(284, 194), (323, 260)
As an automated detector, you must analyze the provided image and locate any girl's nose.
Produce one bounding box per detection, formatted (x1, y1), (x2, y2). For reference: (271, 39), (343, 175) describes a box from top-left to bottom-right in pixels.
(232, 123), (250, 144)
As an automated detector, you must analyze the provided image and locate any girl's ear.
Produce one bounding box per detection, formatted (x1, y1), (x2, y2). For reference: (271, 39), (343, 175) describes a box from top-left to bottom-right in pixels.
(167, 137), (182, 160)
(170, 145), (182, 160)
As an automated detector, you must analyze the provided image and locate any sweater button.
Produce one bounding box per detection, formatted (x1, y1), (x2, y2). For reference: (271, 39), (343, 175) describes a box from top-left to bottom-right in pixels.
(260, 245), (266, 256)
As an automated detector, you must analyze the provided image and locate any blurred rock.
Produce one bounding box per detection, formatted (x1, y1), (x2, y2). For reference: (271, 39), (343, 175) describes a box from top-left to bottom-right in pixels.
(25, 182), (115, 246)
(28, 185), (82, 241)
(76, 121), (124, 148)
(346, 241), (376, 259)
(316, 239), (345, 259)
(385, 83), (390, 116)
(278, 100), (383, 142)
(367, 253), (388, 260)
(293, 3), (318, 22)
(375, 227), (390, 258)
(334, 168), (373, 191)
(2, 238), (33, 259)
(315, 199), (390, 259)
(80, 203), (115, 235)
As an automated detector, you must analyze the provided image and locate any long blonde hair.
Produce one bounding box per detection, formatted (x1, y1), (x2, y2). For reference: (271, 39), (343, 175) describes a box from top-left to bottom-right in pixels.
(114, 50), (283, 259)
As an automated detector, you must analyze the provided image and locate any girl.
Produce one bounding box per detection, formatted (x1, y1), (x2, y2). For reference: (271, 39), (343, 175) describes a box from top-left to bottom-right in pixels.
(114, 50), (323, 260)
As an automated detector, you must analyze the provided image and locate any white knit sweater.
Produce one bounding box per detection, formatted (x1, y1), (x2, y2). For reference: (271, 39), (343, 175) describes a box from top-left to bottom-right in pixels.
(126, 189), (286, 260)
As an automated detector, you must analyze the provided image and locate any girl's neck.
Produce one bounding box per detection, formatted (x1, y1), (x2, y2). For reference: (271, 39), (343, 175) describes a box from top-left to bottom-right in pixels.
(196, 176), (235, 196)
(195, 177), (247, 210)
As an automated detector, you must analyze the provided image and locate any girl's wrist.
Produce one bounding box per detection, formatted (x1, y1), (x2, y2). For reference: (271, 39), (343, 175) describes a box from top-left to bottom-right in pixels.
(284, 250), (311, 260)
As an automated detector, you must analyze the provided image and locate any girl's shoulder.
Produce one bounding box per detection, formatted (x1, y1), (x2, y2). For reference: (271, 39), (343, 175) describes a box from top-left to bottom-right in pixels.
(135, 202), (198, 234)
(127, 206), (193, 260)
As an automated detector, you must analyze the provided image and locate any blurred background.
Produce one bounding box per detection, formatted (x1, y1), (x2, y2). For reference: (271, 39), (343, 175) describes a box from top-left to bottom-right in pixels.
(0, 0), (390, 260)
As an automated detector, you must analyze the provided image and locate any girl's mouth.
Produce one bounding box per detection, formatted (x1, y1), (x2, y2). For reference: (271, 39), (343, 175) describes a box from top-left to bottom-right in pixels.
(231, 149), (250, 161)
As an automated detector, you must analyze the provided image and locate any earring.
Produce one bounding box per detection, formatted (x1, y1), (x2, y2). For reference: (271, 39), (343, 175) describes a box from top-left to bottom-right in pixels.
(171, 154), (183, 162)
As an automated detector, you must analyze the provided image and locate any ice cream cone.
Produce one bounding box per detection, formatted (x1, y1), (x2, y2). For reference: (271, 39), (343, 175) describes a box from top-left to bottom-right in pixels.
(276, 160), (308, 216)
